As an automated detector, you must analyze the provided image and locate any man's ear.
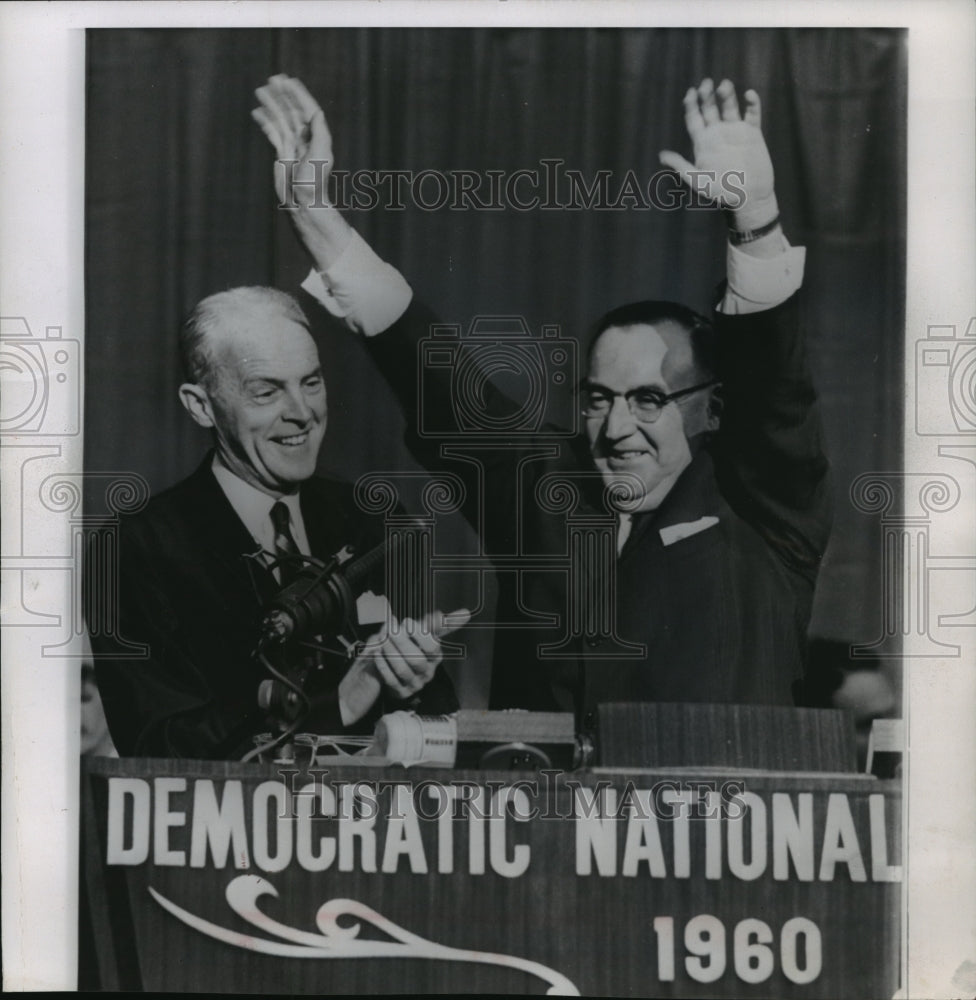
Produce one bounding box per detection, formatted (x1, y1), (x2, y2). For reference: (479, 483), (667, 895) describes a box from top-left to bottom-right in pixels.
(705, 384), (723, 432)
(179, 382), (216, 429)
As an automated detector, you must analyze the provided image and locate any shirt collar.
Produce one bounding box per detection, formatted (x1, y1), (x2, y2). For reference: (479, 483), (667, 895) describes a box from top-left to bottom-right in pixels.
(210, 455), (308, 555)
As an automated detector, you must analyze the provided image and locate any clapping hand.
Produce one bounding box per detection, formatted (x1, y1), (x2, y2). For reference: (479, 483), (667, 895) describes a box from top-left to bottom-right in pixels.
(339, 608), (472, 725)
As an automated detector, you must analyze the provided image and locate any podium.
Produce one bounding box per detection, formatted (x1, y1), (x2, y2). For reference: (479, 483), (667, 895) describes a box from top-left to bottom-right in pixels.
(81, 708), (901, 997)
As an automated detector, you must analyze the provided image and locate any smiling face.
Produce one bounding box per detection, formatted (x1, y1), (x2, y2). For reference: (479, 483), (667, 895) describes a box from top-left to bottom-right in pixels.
(585, 322), (715, 510)
(181, 294), (327, 496)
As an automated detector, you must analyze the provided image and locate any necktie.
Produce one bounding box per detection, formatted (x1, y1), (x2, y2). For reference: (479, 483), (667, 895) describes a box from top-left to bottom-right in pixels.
(270, 501), (300, 583)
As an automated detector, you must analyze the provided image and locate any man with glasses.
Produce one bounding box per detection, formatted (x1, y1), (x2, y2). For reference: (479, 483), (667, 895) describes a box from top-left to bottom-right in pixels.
(253, 75), (831, 728)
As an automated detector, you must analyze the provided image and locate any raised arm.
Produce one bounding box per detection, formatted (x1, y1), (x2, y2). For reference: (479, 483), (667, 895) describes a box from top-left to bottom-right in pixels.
(659, 78), (806, 321)
(661, 78), (830, 576)
(251, 75), (522, 536)
(254, 74), (413, 337)
(252, 74), (353, 271)
(660, 78), (782, 259)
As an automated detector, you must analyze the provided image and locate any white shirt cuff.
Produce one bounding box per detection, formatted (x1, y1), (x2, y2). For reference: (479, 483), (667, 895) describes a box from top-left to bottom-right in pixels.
(301, 228), (413, 337)
(719, 238), (806, 315)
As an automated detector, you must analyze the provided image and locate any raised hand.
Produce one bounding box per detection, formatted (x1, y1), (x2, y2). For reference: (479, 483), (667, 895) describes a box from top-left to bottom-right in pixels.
(659, 78), (778, 232)
(252, 74), (351, 270)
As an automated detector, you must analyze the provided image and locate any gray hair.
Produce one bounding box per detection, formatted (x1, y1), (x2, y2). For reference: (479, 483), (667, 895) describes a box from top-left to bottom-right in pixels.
(179, 286), (310, 387)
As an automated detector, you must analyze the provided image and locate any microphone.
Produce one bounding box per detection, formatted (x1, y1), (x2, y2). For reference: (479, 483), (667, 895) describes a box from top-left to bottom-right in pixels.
(261, 535), (393, 642)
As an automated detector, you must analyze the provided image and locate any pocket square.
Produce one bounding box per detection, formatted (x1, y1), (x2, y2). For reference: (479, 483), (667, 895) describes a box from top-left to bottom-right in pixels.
(659, 515), (719, 546)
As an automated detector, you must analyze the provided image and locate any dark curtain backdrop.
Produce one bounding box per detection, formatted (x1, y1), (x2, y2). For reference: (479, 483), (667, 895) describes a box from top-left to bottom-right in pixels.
(85, 28), (906, 652)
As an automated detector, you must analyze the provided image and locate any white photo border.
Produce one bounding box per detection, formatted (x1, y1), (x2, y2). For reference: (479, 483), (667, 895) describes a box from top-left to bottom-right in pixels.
(1, 1), (973, 995)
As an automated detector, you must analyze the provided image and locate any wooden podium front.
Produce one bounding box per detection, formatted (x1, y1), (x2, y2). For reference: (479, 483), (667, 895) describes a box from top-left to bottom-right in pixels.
(81, 752), (900, 996)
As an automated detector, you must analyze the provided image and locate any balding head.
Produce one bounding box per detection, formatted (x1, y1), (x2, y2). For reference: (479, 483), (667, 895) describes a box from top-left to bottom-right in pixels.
(180, 287), (311, 388)
(587, 300), (717, 389)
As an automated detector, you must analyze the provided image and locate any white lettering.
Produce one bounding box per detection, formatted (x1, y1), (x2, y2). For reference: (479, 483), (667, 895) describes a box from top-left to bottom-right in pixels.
(489, 787), (530, 878)
(653, 916), (675, 981)
(772, 793), (814, 881)
(869, 793), (902, 882)
(338, 784), (377, 873)
(819, 793), (867, 881)
(661, 788), (693, 878)
(106, 778), (150, 865)
(575, 787), (617, 876)
(189, 780), (249, 869)
(781, 916), (822, 984)
(424, 783), (459, 874)
(622, 790), (666, 877)
(468, 786), (486, 875)
(728, 792), (766, 880)
(252, 781), (291, 872)
(685, 914), (726, 983)
(381, 785), (428, 874)
(704, 791), (722, 879)
(153, 777), (186, 866)
(295, 781), (336, 872)
(734, 918), (774, 983)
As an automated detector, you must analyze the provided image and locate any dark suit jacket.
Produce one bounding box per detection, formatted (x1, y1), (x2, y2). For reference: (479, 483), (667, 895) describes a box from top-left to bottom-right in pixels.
(366, 291), (832, 732)
(87, 457), (456, 759)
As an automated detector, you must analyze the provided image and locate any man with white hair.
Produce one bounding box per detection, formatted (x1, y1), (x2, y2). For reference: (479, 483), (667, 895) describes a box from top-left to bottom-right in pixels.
(87, 283), (463, 759)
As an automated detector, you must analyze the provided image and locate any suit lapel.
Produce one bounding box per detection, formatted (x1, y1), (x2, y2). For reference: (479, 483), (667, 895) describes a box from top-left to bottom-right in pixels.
(622, 450), (725, 557)
(568, 435), (725, 557)
(300, 478), (352, 561)
(186, 464), (361, 609)
(183, 456), (278, 607)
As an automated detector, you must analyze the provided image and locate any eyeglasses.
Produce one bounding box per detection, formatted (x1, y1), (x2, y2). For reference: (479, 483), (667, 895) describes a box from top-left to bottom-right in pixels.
(579, 379), (720, 423)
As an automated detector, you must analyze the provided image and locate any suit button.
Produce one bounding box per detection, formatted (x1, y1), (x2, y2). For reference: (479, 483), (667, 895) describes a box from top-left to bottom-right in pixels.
(583, 711), (596, 729)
